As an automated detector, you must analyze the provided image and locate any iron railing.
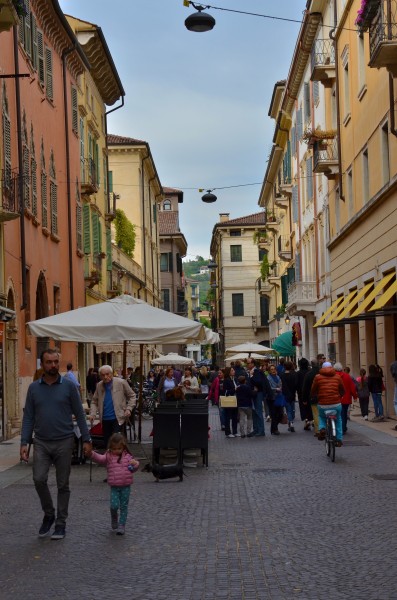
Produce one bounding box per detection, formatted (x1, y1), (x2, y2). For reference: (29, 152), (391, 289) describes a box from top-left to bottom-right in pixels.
(369, 0), (397, 56)
(1, 170), (20, 213)
(311, 39), (335, 71)
(313, 137), (338, 170)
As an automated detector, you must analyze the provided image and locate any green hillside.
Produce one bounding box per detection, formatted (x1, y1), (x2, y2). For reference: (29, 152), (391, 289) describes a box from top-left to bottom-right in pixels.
(183, 256), (210, 307)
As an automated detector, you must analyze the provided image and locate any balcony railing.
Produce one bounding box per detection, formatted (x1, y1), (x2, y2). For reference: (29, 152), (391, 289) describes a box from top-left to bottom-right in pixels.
(286, 280), (317, 315)
(0, 0), (19, 33)
(1, 170), (20, 222)
(81, 158), (98, 195)
(369, 1), (397, 75)
(278, 235), (292, 261)
(311, 39), (335, 84)
(313, 137), (339, 179)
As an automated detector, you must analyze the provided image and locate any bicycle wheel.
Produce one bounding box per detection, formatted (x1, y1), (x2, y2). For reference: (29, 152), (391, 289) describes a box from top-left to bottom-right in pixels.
(331, 419), (336, 462)
(325, 419), (331, 457)
(141, 397), (155, 419)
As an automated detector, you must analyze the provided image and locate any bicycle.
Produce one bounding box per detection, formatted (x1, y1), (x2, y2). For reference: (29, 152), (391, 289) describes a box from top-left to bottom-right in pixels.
(133, 390), (157, 420)
(324, 409), (337, 462)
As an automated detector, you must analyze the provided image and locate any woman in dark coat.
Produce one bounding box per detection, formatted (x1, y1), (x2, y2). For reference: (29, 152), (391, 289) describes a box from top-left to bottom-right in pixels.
(223, 367), (238, 438)
(367, 364), (385, 421)
(280, 361), (297, 432)
(295, 358), (313, 430)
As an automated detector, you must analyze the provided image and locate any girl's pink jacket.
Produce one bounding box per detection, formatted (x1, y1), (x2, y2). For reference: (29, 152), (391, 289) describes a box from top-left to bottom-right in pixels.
(91, 450), (139, 487)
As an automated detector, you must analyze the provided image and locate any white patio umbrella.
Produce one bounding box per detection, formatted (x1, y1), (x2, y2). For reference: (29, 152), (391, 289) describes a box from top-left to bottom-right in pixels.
(151, 353), (195, 366)
(225, 342), (273, 356)
(225, 352), (268, 363)
(28, 295), (205, 441)
(203, 327), (220, 344)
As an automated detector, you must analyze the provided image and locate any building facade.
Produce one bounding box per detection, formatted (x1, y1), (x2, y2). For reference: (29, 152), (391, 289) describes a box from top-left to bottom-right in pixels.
(210, 212), (270, 364)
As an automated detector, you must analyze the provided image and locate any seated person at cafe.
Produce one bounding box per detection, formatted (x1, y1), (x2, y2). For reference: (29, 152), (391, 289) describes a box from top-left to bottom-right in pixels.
(181, 367), (200, 394)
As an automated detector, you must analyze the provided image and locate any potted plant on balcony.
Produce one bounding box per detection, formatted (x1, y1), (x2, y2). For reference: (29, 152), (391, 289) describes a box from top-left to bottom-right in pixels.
(260, 254), (270, 282)
(266, 211), (277, 223)
(12, 0), (28, 16)
(355, 0), (380, 32)
(253, 230), (268, 245)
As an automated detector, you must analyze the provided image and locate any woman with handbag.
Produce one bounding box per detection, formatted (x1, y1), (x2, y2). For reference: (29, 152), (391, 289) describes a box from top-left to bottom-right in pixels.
(267, 365), (284, 436)
(222, 367), (238, 438)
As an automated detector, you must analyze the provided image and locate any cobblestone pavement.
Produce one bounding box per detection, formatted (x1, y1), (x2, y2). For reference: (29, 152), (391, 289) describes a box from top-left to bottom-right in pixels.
(1, 407), (397, 600)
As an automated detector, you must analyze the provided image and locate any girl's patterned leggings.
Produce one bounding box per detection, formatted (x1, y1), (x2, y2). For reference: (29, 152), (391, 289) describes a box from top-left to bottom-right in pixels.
(110, 486), (131, 525)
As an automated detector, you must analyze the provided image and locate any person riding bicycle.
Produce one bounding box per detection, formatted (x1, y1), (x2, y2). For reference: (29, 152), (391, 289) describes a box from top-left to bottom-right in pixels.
(310, 361), (345, 447)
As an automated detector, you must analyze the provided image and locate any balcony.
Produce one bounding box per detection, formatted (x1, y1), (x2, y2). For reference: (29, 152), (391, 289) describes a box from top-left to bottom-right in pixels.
(313, 138), (339, 179)
(0, 0), (19, 33)
(368, 1), (397, 76)
(311, 39), (335, 85)
(1, 171), (20, 222)
(259, 280), (273, 295)
(81, 158), (99, 195)
(286, 280), (317, 316)
(278, 236), (292, 261)
(265, 214), (280, 234)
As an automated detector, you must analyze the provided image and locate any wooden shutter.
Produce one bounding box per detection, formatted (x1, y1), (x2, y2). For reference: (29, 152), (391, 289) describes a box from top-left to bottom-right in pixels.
(296, 109), (303, 140)
(71, 86), (78, 133)
(92, 212), (100, 254)
(31, 156), (37, 216)
(3, 114), (11, 187)
(41, 171), (47, 228)
(32, 14), (38, 70)
(37, 30), (44, 86)
(23, 146), (30, 209)
(281, 274), (288, 305)
(108, 170), (113, 193)
(76, 203), (82, 251)
(168, 252), (173, 272)
(306, 157), (313, 200)
(304, 82), (311, 122)
(45, 47), (53, 100)
(83, 204), (91, 254)
(292, 185), (298, 223)
(106, 227), (112, 270)
(50, 181), (57, 235)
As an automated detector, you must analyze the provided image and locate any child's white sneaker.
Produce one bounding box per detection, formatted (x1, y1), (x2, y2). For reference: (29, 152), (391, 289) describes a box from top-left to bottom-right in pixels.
(116, 525), (125, 536)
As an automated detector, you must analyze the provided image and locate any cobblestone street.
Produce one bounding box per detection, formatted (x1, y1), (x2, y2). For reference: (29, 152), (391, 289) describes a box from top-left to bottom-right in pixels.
(1, 407), (397, 600)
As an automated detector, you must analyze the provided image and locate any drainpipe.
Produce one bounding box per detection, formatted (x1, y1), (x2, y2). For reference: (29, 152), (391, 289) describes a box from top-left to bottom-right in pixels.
(141, 154), (150, 301)
(13, 26), (27, 310)
(105, 97), (124, 213)
(62, 45), (78, 310)
(330, 1), (344, 201)
(389, 73), (397, 137)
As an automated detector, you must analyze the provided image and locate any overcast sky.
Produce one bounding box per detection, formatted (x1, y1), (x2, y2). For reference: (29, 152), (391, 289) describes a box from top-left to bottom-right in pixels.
(59, 0), (305, 260)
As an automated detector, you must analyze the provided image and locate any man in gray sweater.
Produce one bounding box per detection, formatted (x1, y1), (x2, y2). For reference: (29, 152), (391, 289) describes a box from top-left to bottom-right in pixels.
(20, 348), (92, 540)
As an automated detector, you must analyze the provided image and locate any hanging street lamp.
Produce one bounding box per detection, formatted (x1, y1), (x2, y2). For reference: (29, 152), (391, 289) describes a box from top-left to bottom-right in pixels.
(184, 2), (216, 32)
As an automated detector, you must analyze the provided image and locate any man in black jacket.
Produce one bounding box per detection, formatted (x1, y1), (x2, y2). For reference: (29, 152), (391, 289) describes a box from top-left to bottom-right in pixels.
(246, 358), (273, 437)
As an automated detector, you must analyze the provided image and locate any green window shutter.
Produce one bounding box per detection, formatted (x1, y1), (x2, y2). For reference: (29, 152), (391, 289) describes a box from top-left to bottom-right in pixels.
(98, 218), (102, 253)
(92, 212), (100, 255)
(45, 47), (53, 100)
(83, 204), (91, 254)
(95, 142), (100, 187)
(76, 203), (82, 251)
(108, 171), (113, 193)
(37, 30), (44, 86)
(24, 1), (32, 57)
(32, 14), (38, 69)
(168, 252), (173, 272)
(153, 202), (156, 224)
(106, 227), (112, 271)
(281, 274), (288, 305)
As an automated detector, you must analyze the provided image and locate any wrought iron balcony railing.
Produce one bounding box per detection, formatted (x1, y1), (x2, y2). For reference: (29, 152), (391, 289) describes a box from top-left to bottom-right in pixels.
(369, 0), (397, 75)
(278, 235), (292, 261)
(313, 137), (339, 179)
(80, 158), (98, 195)
(1, 170), (20, 222)
(311, 39), (335, 83)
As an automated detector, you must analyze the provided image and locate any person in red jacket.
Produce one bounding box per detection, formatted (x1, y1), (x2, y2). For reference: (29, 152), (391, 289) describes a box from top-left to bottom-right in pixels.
(334, 362), (358, 434)
(311, 362), (345, 446)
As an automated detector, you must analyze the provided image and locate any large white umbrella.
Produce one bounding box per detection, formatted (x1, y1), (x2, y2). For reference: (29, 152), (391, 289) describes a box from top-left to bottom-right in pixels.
(28, 295), (205, 344)
(203, 327), (220, 344)
(151, 353), (195, 366)
(225, 342), (273, 356)
(28, 295), (205, 442)
(225, 352), (268, 363)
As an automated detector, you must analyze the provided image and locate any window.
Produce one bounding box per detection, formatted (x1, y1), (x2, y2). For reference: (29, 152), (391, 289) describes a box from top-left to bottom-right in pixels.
(40, 139), (48, 228)
(45, 46), (53, 100)
(258, 248), (267, 261)
(49, 150), (57, 236)
(160, 253), (173, 272)
(83, 203), (91, 254)
(232, 293), (244, 316)
(313, 80), (320, 105)
(260, 296), (269, 326)
(292, 185), (298, 223)
(161, 289), (170, 311)
(22, 112), (30, 210)
(304, 82), (311, 123)
(163, 199), (171, 210)
(381, 122), (390, 185)
(30, 126), (37, 216)
(230, 245), (242, 262)
(76, 180), (82, 252)
(306, 157), (313, 201)
(346, 168), (353, 219)
(2, 83), (12, 189)
(343, 62), (350, 120)
(357, 34), (366, 96)
(362, 148), (369, 204)
(230, 229), (241, 236)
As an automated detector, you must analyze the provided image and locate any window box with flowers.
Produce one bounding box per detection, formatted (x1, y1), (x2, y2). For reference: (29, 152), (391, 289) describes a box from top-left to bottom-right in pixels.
(355, 0), (380, 32)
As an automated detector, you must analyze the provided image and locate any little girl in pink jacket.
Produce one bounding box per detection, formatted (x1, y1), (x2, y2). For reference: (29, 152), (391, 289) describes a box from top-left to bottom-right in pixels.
(88, 433), (139, 535)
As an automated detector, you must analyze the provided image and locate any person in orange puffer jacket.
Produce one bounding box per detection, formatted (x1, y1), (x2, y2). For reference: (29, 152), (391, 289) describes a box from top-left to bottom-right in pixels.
(311, 362), (345, 445)
(334, 362), (358, 435)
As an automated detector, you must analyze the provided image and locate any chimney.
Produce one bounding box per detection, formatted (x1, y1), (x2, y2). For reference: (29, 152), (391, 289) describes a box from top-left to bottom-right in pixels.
(219, 213), (230, 223)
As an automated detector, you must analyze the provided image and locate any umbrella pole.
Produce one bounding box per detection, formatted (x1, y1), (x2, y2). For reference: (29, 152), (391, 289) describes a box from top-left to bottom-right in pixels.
(122, 340), (127, 378)
(138, 343), (144, 443)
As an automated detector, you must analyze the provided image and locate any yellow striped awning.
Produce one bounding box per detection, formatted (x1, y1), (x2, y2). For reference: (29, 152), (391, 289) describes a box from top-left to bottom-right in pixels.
(350, 273), (395, 317)
(335, 282), (374, 321)
(313, 296), (344, 328)
(368, 277), (397, 312)
(322, 290), (358, 326)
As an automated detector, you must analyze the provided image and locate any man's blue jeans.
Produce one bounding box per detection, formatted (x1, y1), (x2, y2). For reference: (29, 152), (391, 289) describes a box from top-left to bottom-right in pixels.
(394, 385), (397, 416)
(318, 403), (343, 441)
(286, 401), (295, 424)
(252, 392), (265, 435)
(371, 392), (384, 417)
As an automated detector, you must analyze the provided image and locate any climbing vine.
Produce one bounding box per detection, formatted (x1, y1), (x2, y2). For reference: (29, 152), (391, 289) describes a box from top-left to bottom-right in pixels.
(114, 209), (136, 258)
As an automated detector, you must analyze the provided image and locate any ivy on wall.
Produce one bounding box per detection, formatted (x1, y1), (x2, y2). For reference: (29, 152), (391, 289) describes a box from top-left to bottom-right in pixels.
(114, 209), (136, 258)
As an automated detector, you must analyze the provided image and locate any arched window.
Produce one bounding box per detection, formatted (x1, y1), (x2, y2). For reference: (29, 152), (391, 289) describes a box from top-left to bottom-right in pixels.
(163, 199), (171, 211)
